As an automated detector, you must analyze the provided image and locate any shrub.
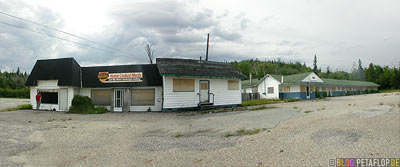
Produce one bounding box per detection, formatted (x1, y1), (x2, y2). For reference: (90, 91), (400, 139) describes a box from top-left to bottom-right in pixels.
(67, 95), (106, 114)
(71, 95), (93, 106)
(0, 88), (30, 98)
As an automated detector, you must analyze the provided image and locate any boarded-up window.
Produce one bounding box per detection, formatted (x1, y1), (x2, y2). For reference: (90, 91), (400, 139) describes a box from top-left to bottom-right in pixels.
(322, 87), (327, 91)
(284, 86), (290, 92)
(91, 90), (112, 105)
(173, 79), (195, 92)
(132, 89), (155, 106)
(310, 85), (315, 91)
(267, 87), (274, 94)
(228, 80), (239, 90)
(200, 82), (208, 90)
(332, 87), (337, 91)
(301, 85), (306, 92)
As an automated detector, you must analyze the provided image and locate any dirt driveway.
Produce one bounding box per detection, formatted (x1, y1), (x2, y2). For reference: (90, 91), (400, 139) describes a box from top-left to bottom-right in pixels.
(0, 93), (399, 166)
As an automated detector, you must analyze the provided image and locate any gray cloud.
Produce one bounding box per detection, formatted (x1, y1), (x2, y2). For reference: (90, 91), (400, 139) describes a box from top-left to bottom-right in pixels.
(0, 0), (399, 73)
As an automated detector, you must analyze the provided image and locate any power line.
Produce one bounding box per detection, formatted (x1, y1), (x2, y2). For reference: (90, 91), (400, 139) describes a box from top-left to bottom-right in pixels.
(0, 21), (146, 61)
(0, 11), (145, 61)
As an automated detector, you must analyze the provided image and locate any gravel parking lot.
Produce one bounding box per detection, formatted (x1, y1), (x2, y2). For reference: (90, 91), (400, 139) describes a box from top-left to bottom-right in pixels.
(0, 93), (399, 166)
(0, 98), (30, 111)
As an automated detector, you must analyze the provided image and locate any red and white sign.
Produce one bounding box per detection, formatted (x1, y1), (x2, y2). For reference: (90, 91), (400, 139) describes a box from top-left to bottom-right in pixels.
(98, 72), (143, 83)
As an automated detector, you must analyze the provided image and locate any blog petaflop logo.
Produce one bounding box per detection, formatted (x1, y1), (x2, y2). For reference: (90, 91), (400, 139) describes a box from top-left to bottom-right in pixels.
(98, 72), (143, 83)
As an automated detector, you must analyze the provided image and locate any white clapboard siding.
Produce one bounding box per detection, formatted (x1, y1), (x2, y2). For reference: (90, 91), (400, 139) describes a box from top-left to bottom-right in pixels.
(258, 77), (280, 99)
(210, 79), (241, 106)
(163, 77), (241, 109)
(130, 86), (162, 112)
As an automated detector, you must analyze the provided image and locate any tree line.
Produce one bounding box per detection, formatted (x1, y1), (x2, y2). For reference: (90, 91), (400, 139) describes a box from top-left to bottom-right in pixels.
(232, 56), (400, 90)
(0, 68), (30, 98)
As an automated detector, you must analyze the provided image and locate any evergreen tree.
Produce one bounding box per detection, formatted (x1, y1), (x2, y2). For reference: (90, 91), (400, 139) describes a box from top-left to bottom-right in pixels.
(313, 54), (318, 73)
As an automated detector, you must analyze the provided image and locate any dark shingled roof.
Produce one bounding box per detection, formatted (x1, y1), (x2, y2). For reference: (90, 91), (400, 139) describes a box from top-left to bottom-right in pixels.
(25, 58), (81, 86)
(156, 58), (245, 79)
(82, 64), (162, 87)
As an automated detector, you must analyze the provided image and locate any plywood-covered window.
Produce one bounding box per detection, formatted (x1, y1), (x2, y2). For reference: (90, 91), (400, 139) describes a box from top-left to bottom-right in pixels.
(301, 85), (306, 92)
(91, 90), (112, 105)
(173, 78), (195, 92)
(132, 89), (155, 106)
(322, 87), (327, 91)
(332, 87), (337, 91)
(267, 87), (274, 94)
(228, 80), (239, 90)
(200, 82), (208, 90)
(284, 86), (290, 92)
(310, 85), (315, 91)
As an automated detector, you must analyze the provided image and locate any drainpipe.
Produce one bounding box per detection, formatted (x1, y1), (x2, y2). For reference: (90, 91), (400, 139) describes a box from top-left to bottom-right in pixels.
(281, 76), (283, 83)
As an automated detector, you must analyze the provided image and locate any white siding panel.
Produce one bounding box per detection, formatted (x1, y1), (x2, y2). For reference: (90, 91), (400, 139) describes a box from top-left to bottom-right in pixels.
(37, 80), (58, 87)
(258, 77), (280, 99)
(290, 85), (301, 92)
(163, 77), (241, 109)
(211, 79), (241, 106)
(163, 77), (199, 109)
(30, 87), (37, 109)
(80, 88), (91, 97)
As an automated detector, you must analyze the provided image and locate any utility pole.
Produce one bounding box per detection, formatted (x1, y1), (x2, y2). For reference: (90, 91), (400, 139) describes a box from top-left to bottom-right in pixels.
(205, 33), (209, 61)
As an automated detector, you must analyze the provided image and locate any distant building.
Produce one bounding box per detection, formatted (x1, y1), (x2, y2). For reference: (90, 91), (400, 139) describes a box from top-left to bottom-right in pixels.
(242, 72), (379, 100)
(25, 58), (245, 112)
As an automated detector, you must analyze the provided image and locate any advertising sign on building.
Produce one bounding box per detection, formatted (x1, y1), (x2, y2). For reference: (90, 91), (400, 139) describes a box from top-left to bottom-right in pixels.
(98, 72), (143, 83)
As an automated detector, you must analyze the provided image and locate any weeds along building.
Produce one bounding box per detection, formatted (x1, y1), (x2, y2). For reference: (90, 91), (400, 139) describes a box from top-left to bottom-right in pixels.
(25, 58), (245, 112)
(242, 72), (379, 100)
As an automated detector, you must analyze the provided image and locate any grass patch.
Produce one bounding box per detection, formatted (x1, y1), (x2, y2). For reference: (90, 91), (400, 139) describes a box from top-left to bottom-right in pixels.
(379, 89), (400, 93)
(225, 128), (260, 137)
(379, 102), (384, 105)
(286, 98), (299, 102)
(47, 118), (55, 122)
(348, 104), (352, 106)
(241, 99), (283, 106)
(0, 104), (32, 112)
(174, 133), (183, 138)
(398, 104), (400, 108)
(293, 106), (298, 109)
(249, 106), (277, 111)
(304, 110), (313, 113)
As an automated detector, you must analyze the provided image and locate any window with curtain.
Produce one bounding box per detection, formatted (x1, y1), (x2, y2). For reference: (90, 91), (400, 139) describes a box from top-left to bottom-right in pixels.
(173, 78), (195, 92)
(132, 89), (155, 106)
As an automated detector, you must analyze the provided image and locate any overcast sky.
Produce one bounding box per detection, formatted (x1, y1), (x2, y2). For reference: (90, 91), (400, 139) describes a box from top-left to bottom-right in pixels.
(0, 0), (399, 73)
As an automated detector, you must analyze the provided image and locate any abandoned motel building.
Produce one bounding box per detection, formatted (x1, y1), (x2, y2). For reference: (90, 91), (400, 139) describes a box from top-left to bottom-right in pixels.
(25, 58), (379, 112)
(242, 72), (379, 100)
(25, 57), (244, 112)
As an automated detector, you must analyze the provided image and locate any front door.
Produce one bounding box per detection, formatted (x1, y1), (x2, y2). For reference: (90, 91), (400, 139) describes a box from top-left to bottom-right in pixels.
(114, 89), (123, 112)
(59, 89), (68, 111)
(200, 80), (209, 103)
(306, 85), (310, 99)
